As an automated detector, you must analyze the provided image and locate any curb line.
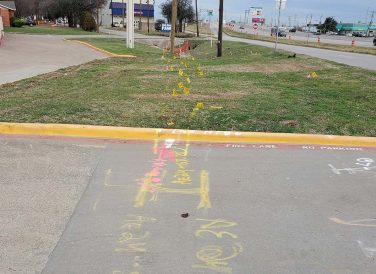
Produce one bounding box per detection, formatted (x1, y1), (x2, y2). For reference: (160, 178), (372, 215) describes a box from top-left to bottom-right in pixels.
(64, 39), (136, 58)
(0, 122), (375, 147)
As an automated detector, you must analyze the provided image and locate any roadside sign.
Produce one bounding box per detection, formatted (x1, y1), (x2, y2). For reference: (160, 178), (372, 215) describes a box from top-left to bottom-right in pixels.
(253, 23), (258, 30)
(208, 10), (213, 16)
(161, 24), (171, 32)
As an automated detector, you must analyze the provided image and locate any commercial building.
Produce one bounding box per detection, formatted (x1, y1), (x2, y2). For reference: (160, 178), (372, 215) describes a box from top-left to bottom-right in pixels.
(336, 23), (376, 36)
(100, 0), (154, 30)
(0, 1), (16, 27)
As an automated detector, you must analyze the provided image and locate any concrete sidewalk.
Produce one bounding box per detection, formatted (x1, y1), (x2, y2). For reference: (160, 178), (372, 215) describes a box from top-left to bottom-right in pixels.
(1, 134), (375, 274)
(0, 34), (108, 85)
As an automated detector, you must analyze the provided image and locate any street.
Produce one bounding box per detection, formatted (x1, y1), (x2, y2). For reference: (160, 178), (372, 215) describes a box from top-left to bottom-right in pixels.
(209, 25), (376, 71)
(1, 134), (376, 274)
(231, 24), (375, 48)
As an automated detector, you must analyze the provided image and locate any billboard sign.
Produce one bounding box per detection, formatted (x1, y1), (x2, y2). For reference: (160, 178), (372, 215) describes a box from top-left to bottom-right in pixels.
(252, 8), (263, 16)
(252, 18), (265, 23)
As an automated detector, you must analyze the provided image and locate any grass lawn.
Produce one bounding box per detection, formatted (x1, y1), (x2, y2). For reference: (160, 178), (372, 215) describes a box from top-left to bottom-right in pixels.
(224, 28), (376, 56)
(4, 26), (101, 35)
(0, 38), (375, 137)
(186, 23), (214, 36)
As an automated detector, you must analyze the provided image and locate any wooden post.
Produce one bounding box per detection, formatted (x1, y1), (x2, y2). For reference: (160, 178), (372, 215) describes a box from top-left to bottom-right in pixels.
(217, 0), (224, 57)
(195, 0), (199, 37)
(96, 0), (99, 32)
(170, 0), (178, 53)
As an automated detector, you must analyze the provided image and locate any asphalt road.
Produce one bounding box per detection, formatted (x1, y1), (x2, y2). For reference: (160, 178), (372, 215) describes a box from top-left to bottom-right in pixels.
(0, 34), (108, 85)
(210, 26), (376, 71)
(1, 134), (376, 274)
(233, 25), (375, 48)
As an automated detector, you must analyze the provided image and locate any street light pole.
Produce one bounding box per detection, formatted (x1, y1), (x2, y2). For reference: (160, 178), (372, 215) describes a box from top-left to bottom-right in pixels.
(274, 0), (286, 51)
(127, 0), (134, 48)
(217, 0), (224, 57)
(274, 0), (281, 50)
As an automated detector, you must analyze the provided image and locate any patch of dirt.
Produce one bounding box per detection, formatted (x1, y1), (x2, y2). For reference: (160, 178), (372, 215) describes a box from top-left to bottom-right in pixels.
(280, 120), (299, 127)
(206, 62), (334, 73)
(130, 90), (247, 100)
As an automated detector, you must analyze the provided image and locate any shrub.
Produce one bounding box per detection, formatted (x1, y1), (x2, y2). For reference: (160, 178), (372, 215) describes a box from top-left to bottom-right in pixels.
(80, 12), (96, 32)
(10, 17), (25, 28)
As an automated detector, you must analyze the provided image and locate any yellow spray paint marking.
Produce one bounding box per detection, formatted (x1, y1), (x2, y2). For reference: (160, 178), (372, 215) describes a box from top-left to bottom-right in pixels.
(186, 77), (191, 84)
(135, 170), (211, 209)
(330, 218), (376, 227)
(210, 106), (223, 109)
(196, 102), (205, 109)
(192, 243), (243, 274)
(179, 69), (185, 76)
(153, 139), (159, 155)
(172, 89), (178, 97)
(183, 87), (191, 95)
(178, 82), (184, 89)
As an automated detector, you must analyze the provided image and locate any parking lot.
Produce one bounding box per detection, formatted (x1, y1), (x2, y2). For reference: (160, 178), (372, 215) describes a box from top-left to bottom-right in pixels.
(0, 33), (107, 85)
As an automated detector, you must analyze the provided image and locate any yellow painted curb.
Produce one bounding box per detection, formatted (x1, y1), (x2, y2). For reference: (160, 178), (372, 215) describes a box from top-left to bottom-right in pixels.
(64, 39), (136, 58)
(0, 122), (375, 147)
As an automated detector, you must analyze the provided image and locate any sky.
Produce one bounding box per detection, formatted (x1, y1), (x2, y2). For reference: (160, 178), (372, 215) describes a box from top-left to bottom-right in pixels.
(153, 0), (376, 25)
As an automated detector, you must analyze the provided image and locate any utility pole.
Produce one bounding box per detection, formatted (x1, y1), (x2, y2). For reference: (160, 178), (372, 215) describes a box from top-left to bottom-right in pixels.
(147, 0), (150, 33)
(217, 0), (224, 57)
(96, 0), (99, 32)
(139, 0), (142, 30)
(122, 0), (125, 28)
(170, 0), (178, 53)
(111, 0), (114, 27)
(195, 0), (199, 37)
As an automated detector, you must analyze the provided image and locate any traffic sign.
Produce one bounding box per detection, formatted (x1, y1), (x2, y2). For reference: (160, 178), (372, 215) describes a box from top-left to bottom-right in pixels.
(253, 23), (258, 30)
(208, 10), (213, 16)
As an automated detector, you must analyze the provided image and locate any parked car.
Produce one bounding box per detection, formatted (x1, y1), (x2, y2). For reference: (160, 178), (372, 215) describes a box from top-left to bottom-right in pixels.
(112, 22), (120, 27)
(239, 26), (245, 30)
(289, 28), (296, 33)
(313, 31), (321, 35)
(373, 37), (376, 46)
(25, 16), (36, 26)
(353, 32), (366, 37)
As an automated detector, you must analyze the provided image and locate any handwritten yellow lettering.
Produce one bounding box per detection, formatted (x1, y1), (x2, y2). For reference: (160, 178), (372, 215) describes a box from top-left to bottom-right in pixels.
(196, 219), (238, 229)
(195, 229), (238, 239)
(118, 232), (150, 244)
(192, 244), (243, 274)
(115, 243), (146, 253)
(198, 170), (211, 209)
